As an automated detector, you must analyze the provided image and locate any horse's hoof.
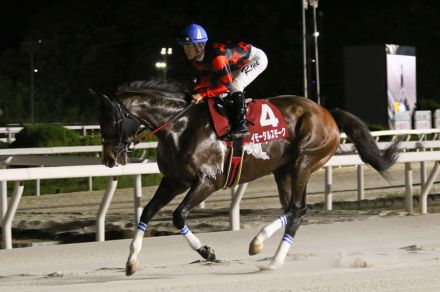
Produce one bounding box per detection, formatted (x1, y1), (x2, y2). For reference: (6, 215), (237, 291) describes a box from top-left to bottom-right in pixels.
(257, 260), (281, 271)
(249, 242), (264, 256)
(125, 260), (140, 276)
(197, 245), (216, 261)
(258, 264), (278, 271)
(263, 260), (282, 271)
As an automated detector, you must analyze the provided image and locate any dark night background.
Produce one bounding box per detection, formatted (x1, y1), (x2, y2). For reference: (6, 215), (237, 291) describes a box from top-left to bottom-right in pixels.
(0, 0), (439, 124)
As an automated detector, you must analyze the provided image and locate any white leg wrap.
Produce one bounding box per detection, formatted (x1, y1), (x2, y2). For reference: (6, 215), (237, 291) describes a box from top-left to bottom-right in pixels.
(254, 215), (288, 245)
(127, 223), (146, 263)
(268, 234), (294, 270)
(180, 225), (202, 250)
(131, 230), (144, 254)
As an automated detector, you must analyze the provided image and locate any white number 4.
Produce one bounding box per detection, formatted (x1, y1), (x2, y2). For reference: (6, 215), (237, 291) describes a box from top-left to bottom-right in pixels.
(260, 104), (279, 127)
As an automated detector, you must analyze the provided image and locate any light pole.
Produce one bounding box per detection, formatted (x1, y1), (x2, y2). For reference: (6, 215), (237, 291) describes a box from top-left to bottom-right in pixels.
(23, 40), (42, 123)
(301, 0), (320, 104)
(156, 47), (172, 81)
(302, 0), (308, 98)
(311, 1), (321, 105)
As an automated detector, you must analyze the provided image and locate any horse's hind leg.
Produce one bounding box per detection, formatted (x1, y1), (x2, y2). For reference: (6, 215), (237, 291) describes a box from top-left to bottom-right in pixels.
(266, 165), (310, 270)
(126, 176), (187, 276)
(249, 165), (291, 255)
(266, 202), (307, 270)
(173, 178), (218, 261)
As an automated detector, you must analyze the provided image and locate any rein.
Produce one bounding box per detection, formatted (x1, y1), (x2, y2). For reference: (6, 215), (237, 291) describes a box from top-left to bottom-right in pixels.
(133, 102), (194, 144)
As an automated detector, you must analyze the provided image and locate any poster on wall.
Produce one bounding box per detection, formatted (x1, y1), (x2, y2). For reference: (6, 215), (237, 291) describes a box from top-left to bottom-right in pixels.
(386, 45), (416, 129)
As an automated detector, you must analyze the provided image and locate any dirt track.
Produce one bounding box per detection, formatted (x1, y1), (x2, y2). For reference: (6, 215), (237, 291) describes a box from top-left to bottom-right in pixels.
(1, 163), (440, 291)
(1, 214), (440, 292)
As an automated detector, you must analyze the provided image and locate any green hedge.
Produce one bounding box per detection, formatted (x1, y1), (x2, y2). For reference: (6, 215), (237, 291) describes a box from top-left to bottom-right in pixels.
(368, 124), (389, 131)
(10, 124), (100, 148)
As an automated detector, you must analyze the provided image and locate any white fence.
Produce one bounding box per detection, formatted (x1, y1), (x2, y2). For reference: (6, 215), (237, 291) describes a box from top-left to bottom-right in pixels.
(1, 130), (440, 249)
(0, 163), (159, 250)
(323, 150), (440, 213)
(340, 128), (440, 142)
(0, 142), (158, 195)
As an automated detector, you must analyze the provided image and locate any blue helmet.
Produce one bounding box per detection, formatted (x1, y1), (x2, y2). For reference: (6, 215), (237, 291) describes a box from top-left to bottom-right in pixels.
(177, 24), (208, 45)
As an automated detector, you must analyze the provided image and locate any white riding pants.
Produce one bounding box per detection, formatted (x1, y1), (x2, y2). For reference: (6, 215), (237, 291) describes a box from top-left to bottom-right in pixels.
(230, 46), (268, 93)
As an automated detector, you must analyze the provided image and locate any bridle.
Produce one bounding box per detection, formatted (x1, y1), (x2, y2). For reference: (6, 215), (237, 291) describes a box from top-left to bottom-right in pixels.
(102, 98), (143, 159)
(102, 96), (195, 161)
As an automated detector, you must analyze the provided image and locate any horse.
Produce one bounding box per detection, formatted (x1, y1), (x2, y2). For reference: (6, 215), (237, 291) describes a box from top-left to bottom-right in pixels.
(99, 80), (398, 276)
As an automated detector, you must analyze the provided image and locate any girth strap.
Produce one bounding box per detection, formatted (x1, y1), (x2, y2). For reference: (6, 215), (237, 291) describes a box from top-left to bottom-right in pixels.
(222, 138), (245, 189)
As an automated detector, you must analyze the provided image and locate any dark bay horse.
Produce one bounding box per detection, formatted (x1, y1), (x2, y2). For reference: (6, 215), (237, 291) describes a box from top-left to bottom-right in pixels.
(99, 81), (398, 276)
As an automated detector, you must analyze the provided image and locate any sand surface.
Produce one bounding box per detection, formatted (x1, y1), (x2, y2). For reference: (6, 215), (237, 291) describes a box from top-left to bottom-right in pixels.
(1, 163), (440, 291)
(0, 214), (439, 291)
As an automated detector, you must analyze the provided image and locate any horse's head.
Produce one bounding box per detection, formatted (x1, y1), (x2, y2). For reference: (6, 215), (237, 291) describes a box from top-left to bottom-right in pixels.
(99, 95), (141, 167)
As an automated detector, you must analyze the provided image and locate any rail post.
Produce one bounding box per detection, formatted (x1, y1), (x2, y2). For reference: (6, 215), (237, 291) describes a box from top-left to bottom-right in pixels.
(419, 145), (427, 185)
(230, 183), (247, 231)
(2, 181), (24, 249)
(404, 162), (413, 214)
(420, 161), (440, 214)
(325, 166), (333, 210)
(0, 165), (7, 225)
(357, 164), (365, 201)
(7, 128), (12, 143)
(96, 176), (118, 241)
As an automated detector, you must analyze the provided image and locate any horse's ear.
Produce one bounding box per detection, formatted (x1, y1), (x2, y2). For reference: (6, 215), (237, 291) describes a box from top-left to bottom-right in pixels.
(88, 88), (97, 97)
(100, 94), (114, 110)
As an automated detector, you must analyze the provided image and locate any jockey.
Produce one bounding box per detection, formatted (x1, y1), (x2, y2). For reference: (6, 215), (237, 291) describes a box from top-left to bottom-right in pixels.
(177, 23), (268, 139)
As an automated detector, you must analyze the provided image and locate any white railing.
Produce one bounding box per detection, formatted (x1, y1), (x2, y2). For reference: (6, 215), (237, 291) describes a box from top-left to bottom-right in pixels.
(0, 142), (157, 156)
(229, 150), (440, 232)
(0, 142), (158, 196)
(0, 163), (159, 250)
(341, 128), (440, 140)
(323, 151), (440, 213)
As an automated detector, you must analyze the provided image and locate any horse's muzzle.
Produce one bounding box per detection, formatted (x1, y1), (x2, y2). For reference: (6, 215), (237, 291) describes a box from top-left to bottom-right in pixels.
(102, 146), (128, 168)
(102, 157), (116, 168)
(102, 144), (117, 168)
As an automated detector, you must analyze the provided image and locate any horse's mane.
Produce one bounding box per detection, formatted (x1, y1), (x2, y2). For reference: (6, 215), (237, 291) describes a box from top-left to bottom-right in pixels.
(115, 80), (186, 97)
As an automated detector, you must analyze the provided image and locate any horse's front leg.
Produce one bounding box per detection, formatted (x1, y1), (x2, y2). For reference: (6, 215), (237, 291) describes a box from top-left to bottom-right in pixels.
(173, 178), (218, 261)
(126, 177), (188, 276)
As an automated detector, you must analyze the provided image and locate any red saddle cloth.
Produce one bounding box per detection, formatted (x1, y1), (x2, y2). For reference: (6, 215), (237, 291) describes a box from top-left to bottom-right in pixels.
(207, 98), (289, 143)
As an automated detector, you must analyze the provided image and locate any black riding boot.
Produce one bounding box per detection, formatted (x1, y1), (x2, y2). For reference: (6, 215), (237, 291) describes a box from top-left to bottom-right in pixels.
(230, 91), (250, 139)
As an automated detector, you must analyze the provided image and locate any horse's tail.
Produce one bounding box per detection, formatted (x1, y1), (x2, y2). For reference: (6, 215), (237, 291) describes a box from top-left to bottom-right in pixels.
(329, 109), (399, 174)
